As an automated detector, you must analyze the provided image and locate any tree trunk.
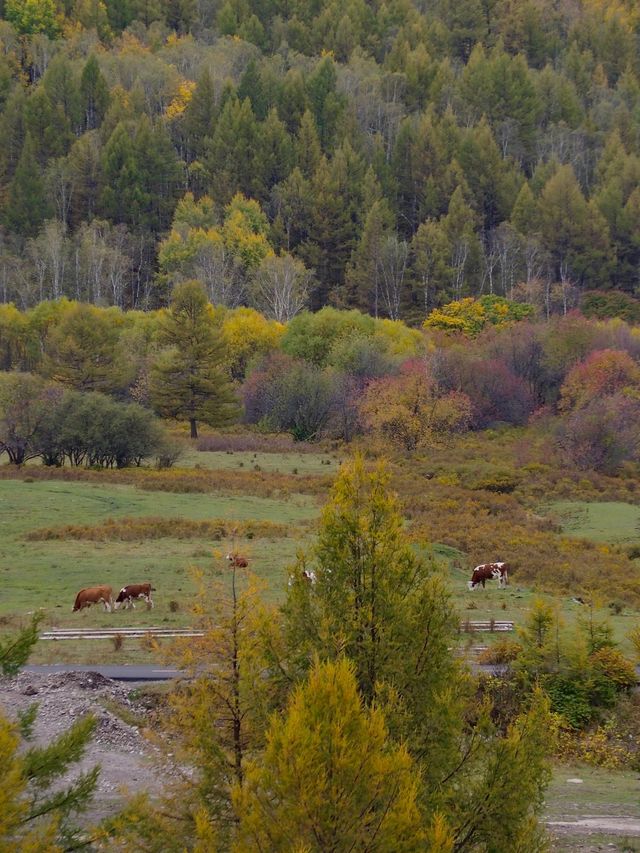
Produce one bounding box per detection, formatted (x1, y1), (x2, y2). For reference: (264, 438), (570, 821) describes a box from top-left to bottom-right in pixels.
(190, 418), (198, 439)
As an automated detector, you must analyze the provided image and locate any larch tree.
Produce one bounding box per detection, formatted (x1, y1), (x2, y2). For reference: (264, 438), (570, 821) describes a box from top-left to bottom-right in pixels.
(233, 657), (425, 853)
(0, 616), (102, 851)
(149, 280), (238, 438)
(113, 562), (277, 852)
(283, 456), (555, 850)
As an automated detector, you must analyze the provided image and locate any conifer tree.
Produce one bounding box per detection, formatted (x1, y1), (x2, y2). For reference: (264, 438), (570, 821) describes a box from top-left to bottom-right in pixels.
(150, 280), (238, 438)
(183, 69), (217, 160)
(206, 97), (258, 203)
(295, 109), (321, 178)
(283, 457), (554, 848)
(0, 618), (101, 850)
(233, 658), (424, 852)
(5, 133), (49, 237)
(80, 55), (110, 131)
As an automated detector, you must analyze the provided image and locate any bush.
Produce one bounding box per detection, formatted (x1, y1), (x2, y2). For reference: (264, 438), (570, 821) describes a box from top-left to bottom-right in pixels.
(34, 390), (168, 468)
(559, 349), (640, 412)
(555, 393), (640, 472)
(469, 470), (520, 493)
(358, 360), (471, 451)
(589, 647), (638, 692)
(478, 639), (522, 664)
(545, 676), (592, 730)
(243, 353), (342, 441)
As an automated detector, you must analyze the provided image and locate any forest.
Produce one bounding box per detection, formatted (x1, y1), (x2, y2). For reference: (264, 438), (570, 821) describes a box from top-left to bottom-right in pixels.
(0, 0), (639, 319)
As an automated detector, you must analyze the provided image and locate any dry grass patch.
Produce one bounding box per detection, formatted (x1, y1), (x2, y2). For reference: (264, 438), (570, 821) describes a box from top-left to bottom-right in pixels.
(25, 516), (303, 542)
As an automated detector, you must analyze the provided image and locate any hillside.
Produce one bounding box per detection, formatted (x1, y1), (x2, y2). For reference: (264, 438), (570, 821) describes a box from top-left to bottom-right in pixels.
(0, 0), (639, 319)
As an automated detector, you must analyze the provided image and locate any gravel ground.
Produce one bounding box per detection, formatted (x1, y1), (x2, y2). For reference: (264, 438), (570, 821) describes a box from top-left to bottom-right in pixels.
(0, 671), (174, 821)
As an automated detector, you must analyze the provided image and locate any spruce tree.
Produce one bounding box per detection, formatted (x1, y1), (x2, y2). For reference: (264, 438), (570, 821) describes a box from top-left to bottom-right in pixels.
(149, 280), (238, 438)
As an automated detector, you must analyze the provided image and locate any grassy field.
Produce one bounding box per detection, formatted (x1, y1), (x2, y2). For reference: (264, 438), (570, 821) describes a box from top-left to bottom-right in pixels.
(545, 764), (640, 851)
(2, 442), (640, 662)
(544, 500), (640, 544)
(0, 478), (318, 635)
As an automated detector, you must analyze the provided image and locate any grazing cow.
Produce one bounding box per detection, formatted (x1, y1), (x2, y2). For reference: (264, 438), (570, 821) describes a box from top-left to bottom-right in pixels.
(115, 583), (155, 610)
(73, 585), (113, 612)
(468, 562), (509, 590)
(288, 569), (317, 587)
(226, 553), (248, 568)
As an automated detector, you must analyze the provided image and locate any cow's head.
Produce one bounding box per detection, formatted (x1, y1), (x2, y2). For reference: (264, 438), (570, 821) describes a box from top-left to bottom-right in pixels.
(113, 588), (127, 609)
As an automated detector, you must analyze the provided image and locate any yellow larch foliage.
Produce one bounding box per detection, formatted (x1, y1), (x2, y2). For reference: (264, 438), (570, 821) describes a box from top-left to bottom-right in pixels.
(166, 78), (196, 120)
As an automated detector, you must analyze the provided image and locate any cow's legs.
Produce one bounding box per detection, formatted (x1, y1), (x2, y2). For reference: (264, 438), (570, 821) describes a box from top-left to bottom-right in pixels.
(146, 595), (154, 609)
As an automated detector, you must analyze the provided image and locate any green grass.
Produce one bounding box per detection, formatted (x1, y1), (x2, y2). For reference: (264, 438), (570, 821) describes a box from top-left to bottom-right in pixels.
(3, 463), (640, 662)
(544, 500), (640, 544)
(546, 764), (640, 818)
(0, 479), (317, 629)
(545, 764), (640, 851)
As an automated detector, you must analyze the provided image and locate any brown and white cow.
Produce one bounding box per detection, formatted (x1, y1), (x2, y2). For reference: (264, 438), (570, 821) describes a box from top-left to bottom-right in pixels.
(115, 583), (155, 610)
(468, 562), (509, 590)
(226, 553), (248, 568)
(73, 585), (113, 612)
(287, 569), (317, 587)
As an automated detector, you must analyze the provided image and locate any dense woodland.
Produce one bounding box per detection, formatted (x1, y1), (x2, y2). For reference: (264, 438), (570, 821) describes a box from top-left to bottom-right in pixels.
(0, 0), (639, 317)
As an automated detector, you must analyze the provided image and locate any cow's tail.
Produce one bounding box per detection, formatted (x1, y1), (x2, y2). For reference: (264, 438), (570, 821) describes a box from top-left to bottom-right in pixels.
(72, 591), (82, 611)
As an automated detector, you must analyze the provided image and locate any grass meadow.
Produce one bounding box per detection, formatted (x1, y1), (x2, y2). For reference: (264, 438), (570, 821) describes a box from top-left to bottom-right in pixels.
(2, 431), (640, 662)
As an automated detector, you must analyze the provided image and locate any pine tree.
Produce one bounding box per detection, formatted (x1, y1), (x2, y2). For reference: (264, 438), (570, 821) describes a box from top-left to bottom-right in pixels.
(43, 304), (133, 393)
(283, 457), (554, 849)
(205, 96), (258, 204)
(306, 55), (345, 150)
(345, 197), (394, 314)
(113, 563), (275, 851)
(0, 619), (101, 850)
(149, 280), (238, 438)
(234, 658), (425, 852)
(236, 58), (268, 121)
(303, 143), (364, 306)
(510, 181), (539, 235)
(254, 108), (293, 201)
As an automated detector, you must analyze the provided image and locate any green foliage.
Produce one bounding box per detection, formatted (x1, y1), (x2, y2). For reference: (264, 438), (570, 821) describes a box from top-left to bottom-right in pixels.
(0, 613), (42, 676)
(4, 0), (59, 36)
(150, 281), (239, 438)
(0, 622), (101, 850)
(43, 304), (133, 394)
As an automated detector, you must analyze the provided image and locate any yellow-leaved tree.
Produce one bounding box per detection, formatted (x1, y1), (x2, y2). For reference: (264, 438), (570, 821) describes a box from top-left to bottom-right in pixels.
(233, 657), (425, 852)
(112, 557), (280, 852)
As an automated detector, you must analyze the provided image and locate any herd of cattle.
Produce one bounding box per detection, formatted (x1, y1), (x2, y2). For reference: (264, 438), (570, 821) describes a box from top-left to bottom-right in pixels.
(71, 556), (509, 613)
(72, 553), (251, 613)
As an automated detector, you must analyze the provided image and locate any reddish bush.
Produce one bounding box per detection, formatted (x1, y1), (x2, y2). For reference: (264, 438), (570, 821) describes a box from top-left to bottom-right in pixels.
(559, 349), (640, 411)
(555, 393), (640, 472)
(433, 350), (535, 428)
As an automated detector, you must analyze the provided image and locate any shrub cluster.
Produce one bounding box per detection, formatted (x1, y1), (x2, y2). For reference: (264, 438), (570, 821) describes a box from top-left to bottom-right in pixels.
(0, 372), (168, 468)
(25, 516), (298, 542)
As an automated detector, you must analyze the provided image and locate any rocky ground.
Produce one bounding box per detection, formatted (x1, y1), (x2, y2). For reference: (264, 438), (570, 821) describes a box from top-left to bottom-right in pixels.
(0, 671), (175, 821)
